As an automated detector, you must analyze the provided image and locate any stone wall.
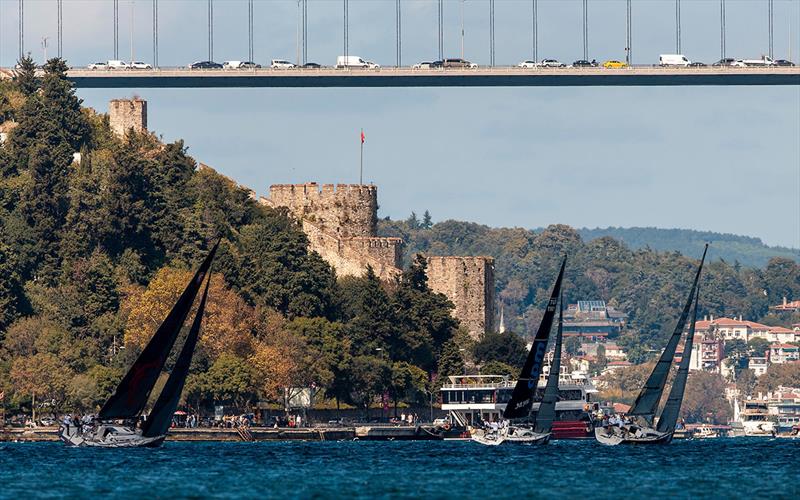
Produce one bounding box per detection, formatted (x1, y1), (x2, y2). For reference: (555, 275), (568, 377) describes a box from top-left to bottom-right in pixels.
(426, 256), (496, 340)
(266, 183), (377, 238)
(109, 98), (147, 137)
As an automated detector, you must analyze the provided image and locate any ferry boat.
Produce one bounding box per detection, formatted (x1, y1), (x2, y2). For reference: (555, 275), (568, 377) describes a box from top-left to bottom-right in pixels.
(440, 369), (599, 440)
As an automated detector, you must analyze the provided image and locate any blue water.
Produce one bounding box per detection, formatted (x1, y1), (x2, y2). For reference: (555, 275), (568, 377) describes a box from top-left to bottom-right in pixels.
(1, 439), (797, 499)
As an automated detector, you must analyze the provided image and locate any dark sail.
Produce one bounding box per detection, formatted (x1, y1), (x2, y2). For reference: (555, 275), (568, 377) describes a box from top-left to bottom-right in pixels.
(533, 291), (564, 434)
(503, 256), (566, 419)
(99, 241), (219, 420)
(656, 287), (700, 436)
(142, 274), (211, 438)
(627, 244), (707, 423)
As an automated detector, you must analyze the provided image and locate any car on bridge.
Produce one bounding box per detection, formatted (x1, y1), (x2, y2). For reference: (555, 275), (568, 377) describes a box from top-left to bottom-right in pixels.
(712, 58), (738, 67)
(87, 62), (108, 70)
(223, 61), (261, 69)
(271, 59), (297, 69)
(188, 61), (223, 69)
(302, 62), (322, 69)
(412, 61), (434, 69)
(775, 59), (796, 67)
(107, 60), (130, 70)
(517, 60), (537, 68)
(336, 56), (380, 69)
(572, 59), (598, 68)
(539, 59), (566, 68)
(130, 61), (153, 70)
(602, 60), (628, 69)
(688, 62), (707, 67)
(443, 58), (478, 68)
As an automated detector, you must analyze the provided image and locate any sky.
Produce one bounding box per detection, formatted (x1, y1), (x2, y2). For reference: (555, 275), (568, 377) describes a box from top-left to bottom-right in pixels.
(1, 0), (799, 248)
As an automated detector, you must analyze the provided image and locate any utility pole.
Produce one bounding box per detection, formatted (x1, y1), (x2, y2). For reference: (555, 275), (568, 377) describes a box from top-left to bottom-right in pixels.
(114, 0), (119, 59)
(153, 0), (158, 67)
(41, 36), (48, 62)
(208, 0), (214, 62)
(532, 0), (538, 62)
(675, 0), (681, 54)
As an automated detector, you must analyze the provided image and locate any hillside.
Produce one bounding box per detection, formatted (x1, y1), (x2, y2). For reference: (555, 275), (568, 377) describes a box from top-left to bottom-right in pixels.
(576, 227), (798, 268)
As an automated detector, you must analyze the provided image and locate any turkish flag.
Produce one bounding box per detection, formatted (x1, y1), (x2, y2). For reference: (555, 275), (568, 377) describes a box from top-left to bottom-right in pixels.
(361, 130), (365, 143)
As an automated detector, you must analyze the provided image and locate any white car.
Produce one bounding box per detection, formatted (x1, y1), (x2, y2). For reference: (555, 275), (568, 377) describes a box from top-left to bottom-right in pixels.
(106, 60), (129, 70)
(87, 62), (108, 70)
(412, 61), (433, 69)
(539, 59), (565, 68)
(271, 59), (296, 69)
(517, 60), (537, 68)
(129, 61), (153, 70)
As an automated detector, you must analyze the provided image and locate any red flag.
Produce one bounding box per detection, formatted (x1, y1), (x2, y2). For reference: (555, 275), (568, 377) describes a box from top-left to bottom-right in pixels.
(361, 130), (365, 143)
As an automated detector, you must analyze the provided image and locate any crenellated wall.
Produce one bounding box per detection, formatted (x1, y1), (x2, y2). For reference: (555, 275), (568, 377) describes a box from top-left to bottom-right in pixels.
(426, 256), (496, 340)
(109, 98), (147, 137)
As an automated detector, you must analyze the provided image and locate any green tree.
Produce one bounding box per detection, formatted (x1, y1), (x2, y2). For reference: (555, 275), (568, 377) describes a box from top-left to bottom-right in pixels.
(436, 340), (465, 382)
(564, 336), (582, 356)
(479, 359), (517, 377)
(474, 331), (527, 367)
(421, 210), (433, 229)
(13, 55), (38, 96)
(201, 353), (258, 411)
(345, 355), (392, 417)
(681, 371), (732, 424)
(389, 361), (428, 413)
(747, 338), (771, 357)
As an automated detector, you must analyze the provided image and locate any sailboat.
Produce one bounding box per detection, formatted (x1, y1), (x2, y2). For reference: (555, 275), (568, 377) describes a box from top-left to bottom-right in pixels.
(595, 244), (707, 445)
(472, 256), (566, 446)
(59, 242), (218, 447)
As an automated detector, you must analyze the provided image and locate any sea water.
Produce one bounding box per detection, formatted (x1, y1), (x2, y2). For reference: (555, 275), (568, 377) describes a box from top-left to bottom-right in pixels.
(1, 439), (797, 499)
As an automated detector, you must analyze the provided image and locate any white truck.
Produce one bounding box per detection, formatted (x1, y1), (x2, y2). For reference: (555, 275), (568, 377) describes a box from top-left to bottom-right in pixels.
(659, 54), (691, 66)
(739, 55), (776, 67)
(335, 56), (379, 69)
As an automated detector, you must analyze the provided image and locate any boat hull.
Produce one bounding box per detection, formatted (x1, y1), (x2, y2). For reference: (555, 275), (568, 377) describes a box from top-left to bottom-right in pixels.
(471, 426), (551, 446)
(59, 424), (166, 448)
(594, 425), (672, 445)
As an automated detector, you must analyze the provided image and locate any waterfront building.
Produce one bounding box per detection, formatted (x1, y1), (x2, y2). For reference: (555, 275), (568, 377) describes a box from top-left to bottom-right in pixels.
(688, 337), (725, 373)
(768, 344), (800, 364)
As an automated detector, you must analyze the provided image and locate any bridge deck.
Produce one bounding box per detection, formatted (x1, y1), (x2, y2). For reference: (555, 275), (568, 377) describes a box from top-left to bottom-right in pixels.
(58, 66), (800, 88)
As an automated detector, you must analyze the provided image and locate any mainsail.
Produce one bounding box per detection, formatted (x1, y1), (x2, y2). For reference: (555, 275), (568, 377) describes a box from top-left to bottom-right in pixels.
(656, 286), (700, 435)
(503, 256), (566, 419)
(98, 241), (219, 420)
(627, 244), (707, 424)
(142, 274), (211, 438)
(533, 291), (564, 434)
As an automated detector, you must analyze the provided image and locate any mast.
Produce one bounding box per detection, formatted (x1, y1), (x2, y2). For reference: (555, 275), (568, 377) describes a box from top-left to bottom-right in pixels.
(503, 256), (566, 420)
(627, 244), (707, 425)
(98, 241), (219, 420)
(656, 286), (700, 436)
(143, 273), (212, 438)
(533, 290), (564, 434)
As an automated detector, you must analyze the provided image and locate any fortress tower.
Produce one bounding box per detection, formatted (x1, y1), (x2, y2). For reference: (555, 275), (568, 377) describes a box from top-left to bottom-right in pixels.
(426, 256), (496, 340)
(109, 98), (147, 137)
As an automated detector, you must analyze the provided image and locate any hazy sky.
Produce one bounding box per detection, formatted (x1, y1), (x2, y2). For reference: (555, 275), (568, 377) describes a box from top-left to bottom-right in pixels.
(2, 1), (799, 248)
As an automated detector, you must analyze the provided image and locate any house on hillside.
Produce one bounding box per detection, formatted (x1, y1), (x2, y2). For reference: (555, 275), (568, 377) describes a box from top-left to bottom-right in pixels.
(771, 297), (800, 312)
(768, 344), (800, 364)
(562, 301), (627, 341)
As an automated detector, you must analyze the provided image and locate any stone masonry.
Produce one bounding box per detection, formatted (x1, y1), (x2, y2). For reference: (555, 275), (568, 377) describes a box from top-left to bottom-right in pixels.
(260, 183), (403, 281)
(426, 256), (496, 340)
(109, 98), (147, 137)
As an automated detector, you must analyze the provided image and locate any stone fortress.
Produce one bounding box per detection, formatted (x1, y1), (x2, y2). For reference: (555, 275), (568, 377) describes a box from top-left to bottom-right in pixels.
(108, 98), (495, 339)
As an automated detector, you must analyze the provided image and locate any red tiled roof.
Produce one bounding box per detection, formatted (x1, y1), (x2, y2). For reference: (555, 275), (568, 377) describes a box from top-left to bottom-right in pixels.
(768, 327), (795, 334)
(771, 344), (799, 349)
(695, 317), (773, 330)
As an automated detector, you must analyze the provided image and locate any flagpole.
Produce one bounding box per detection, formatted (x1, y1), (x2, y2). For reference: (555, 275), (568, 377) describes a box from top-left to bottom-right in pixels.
(360, 128), (364, 185)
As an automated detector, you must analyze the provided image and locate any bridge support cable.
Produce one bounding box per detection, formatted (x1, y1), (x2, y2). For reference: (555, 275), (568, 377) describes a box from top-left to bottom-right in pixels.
(582, 0), (588, 61)
(768, 0), (773, 60)
(114, 0), (118, 59)
(153, 0), (158, 67)
(302, 0), (307, 64)
(396, 0), (401, 67)
(247, 0), (253, 64)
(532, 0), (538, 62)
(18, 0), (24, 60)
(675, 0), (681, 54)
(489, 0), (495, 67)
(57, 0), (62, 58)
(720, 0), (726, 59)
(343, 0), (349, 63)
(208, 0), (215, 62)
(625, 0), (632, 65)
(438, 0), (443, 61)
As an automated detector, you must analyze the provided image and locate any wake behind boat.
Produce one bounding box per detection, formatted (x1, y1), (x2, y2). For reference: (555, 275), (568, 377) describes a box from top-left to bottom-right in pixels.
(595, 245), (707, 446)
(59, 242), (218, 448)
(472, 257), (567, 446)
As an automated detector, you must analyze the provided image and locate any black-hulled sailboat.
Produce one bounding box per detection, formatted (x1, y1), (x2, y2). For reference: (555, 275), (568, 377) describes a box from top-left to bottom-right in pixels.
(595, 244), (707, 445)
(472, 257), (566, 446)
(59, 243), (218, 447)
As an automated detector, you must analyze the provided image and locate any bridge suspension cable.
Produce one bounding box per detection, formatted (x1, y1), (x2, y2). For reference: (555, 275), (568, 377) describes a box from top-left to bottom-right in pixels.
(531, 0), (538, 62)
(396, 0), (401, 67)
(438, 0), (443, 61)
(768, 0), (773, 59)
(114, 0), (118, 59)
(247, 0), (253, 64)
(343, 0), (349, 62)
(57, 0), (63, 58)
(675, 0), (681, 54)
(489, 0), (495, 67)
(626, 0), (632, 65)
(302, 0), (307, 64)
(720, 0), (726, 59)
(583, 0), (588, 61)
(153, 0), (158, 67)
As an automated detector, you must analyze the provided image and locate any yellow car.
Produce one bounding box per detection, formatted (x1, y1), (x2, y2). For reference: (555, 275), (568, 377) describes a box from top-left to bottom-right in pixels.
(602, 60), (628, 69)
